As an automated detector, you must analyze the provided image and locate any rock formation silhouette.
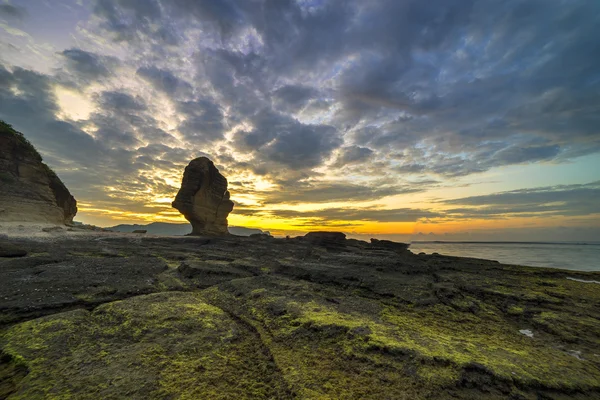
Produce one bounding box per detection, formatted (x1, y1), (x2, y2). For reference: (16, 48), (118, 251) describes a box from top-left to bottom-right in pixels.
(172, 157), (234, 236)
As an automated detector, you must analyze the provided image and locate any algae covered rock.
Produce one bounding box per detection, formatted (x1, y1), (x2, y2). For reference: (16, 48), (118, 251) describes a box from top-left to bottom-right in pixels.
(2, 235), (600, 399)
(0, 292), (291, 399)
(0, 121), (77, 225)
(202, 275), (600, 399)
(172, 157), (234, 236)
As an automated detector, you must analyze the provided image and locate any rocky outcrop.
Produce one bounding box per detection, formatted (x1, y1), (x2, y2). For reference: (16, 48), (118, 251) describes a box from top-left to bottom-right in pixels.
(172, 157), (234, 236)
(0, 121), (77, 225)
(370, 238), (410, 253)
(302, 231), (348, 251)
(304, 231), (347, 242)
(2, 234), (600, 399)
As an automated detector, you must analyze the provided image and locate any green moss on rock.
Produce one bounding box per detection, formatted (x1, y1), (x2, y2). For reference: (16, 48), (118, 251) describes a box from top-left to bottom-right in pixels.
(201, 276), (600, 399)
(1, 292), (291, 399)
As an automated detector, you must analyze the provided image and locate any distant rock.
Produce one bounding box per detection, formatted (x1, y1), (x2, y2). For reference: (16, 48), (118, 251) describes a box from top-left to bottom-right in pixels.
(303, 231), (347, 250)
(229, 226), (268, 236)
(304, 231), (347, 242)
(172, 157), (234, 236)
(132, 230), (147, 234)
(106, 222), (266, 237)
(370, 238), (410, 253)
(0, 121), (77, 225)
(249, 233), (272, 240)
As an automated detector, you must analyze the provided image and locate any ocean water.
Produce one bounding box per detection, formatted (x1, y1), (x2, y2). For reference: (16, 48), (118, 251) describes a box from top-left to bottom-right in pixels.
(408, 242), (600, 272)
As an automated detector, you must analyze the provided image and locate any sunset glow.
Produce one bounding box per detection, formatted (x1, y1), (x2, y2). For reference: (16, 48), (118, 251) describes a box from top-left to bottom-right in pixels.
(1, 0), (598, 241)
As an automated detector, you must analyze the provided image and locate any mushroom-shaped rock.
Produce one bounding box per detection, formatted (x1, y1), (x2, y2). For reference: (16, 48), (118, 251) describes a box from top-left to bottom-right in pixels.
(172, 157), (234, 236)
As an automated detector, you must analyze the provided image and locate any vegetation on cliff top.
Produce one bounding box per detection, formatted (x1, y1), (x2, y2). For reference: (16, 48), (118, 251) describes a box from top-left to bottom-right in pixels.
(0, 120), (42, 162)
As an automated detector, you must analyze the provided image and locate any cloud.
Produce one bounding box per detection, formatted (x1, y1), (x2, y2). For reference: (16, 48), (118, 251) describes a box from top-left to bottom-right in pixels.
(99, 91), (147, 111)
(136, 66), (192, 95)
(92, 0), (178, 45)
(262, 181), (425, 205)
(2, 0), (600, 232)
(232, 110), (343, 172)
(266, 206), (440, 223)
(0, 65), (181, 216)
(441, 182), (600, 217)
(177, 99), (226, 142)
(0, 5), (27, 21)
(272, 85), (319, 113)
(332, 146), (374, 168)
(60, 48), (117, 82)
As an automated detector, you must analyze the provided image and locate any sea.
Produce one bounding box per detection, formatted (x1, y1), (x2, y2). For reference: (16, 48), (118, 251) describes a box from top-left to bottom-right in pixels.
(408, 242), (600, 272)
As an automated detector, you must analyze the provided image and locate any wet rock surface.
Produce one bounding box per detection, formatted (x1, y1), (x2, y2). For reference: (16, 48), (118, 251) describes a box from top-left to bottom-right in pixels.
(1, 234), (600, 399)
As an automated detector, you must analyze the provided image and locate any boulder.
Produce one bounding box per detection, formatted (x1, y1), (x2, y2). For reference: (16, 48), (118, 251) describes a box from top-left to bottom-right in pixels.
(303, 231), (347, 250)
(0, 242), (27, 257)
(0, 121), (77, 225)
(304, 231), (347, 242)
(370, 238), (410, 253)
(172, 157), (234, 236)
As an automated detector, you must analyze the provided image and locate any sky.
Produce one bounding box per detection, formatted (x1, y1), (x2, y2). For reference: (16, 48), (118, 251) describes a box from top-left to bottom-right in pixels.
(0, 0), (599, 241)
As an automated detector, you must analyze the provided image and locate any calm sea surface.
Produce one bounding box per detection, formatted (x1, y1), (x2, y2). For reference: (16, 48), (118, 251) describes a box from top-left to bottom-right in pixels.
(408, 242), (600, 271)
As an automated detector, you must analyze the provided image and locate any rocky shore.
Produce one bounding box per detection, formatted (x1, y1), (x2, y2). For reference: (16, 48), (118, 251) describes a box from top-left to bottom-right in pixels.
(1, 231), (599, 399)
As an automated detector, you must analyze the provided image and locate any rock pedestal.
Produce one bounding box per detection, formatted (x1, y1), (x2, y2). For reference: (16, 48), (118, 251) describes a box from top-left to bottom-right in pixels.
(0, 121), (77, 224)
(172, 157), (234, 236)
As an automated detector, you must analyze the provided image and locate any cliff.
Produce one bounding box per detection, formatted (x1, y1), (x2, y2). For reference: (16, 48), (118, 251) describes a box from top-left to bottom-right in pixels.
(0, 121), (77, 225)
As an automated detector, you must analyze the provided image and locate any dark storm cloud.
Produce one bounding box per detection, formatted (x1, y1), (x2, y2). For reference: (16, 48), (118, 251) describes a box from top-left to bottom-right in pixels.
(272, 85), (319, 113)
(88, 112), (141, 149)
(60, 49), (117, 82)
(261, 123), (340, 170)
(99, 91), (147, 111)
(136, 66), (192, 95)
(232, 110), (343, 171)
(168, 0), (245, 36)
(93, 0), (178, 45)
(442, 182), (600, 217)
(333, 146), (374, 168)
(177, 99), (226, 142)
(0, 4), (27, 20)
(159, 0), (600, 177)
